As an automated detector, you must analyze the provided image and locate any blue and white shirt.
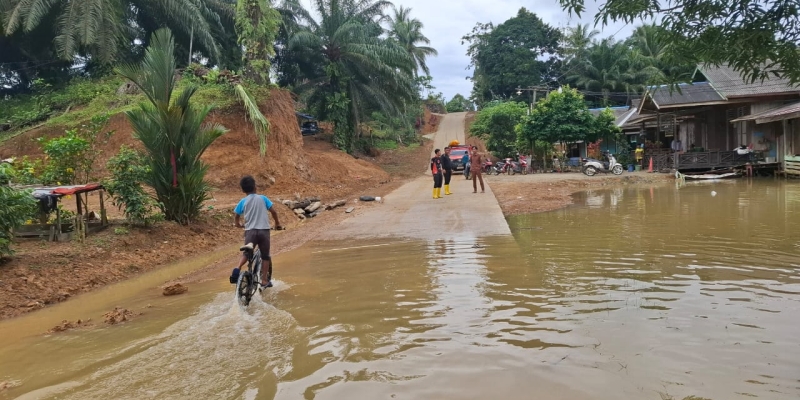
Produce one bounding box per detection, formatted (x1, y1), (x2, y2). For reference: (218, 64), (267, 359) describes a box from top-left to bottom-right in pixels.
(234, 194), (274, 230)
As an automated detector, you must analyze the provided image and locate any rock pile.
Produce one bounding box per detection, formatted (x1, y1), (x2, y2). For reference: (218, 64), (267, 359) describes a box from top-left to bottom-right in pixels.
(280, 196), (347, 219)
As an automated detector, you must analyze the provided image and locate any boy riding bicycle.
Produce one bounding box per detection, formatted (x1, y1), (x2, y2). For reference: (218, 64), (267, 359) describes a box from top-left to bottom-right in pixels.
(233, 176), (282, 289)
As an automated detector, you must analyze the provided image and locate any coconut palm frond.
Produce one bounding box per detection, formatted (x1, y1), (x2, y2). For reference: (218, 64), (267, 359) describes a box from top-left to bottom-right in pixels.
(235, 84), (270, 156)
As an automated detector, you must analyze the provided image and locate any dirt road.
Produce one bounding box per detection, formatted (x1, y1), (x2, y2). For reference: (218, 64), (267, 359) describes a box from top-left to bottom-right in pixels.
(323, 112), (510, 240)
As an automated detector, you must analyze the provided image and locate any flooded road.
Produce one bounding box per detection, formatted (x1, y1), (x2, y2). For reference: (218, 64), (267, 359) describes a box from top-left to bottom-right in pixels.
(1, 180), (799, 399)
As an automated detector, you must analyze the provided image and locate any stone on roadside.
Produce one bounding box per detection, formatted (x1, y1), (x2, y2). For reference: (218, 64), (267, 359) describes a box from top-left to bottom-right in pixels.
(162, 283), (188, 296)
(345, 207), (355, 213)
(293, 208), (305, 215)
(305, 201), (322, 213)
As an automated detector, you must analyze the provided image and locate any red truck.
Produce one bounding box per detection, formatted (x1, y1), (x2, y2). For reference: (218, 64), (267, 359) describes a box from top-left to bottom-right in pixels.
(445, 145), (471, 171)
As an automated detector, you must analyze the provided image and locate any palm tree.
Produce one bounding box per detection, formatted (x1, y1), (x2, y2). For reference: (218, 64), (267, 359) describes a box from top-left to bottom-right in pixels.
(290, 0), (417, 152)
(388, 6), (437, 76)
(116, 28), (226, 224)
(2, 0), (221, 63)
(562, 23), (598, 63)
(568, 38), (659, 105)
(627, 24), (694, 85)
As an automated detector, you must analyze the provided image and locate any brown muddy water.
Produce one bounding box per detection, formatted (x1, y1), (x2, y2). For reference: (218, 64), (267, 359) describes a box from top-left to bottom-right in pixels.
(1, 180), (799, 400)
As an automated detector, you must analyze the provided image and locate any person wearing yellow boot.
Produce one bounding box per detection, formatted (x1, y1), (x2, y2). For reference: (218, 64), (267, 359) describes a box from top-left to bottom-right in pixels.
(431, 149), (443, 199)
(441, 147), (454, 195)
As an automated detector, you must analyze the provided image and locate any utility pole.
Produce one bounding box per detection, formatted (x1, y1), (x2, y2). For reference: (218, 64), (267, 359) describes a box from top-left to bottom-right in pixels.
(516, 85), (550, 172)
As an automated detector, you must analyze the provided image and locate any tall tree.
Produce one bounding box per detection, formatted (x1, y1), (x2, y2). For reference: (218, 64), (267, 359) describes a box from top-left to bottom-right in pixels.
(469, 101), (527, 157)
(116, 28), (226, 224)
(388, 6), (437, 76)
(462, 8), (561, 107)
(517, 87), (594, 162)
(289, 0), (417, 152)
(562, 23), (598, 64)
(445, 93), (472, 112)
(558, 0), (800, 84)
(626, 24), (694, 85)
(566, 37), (658, 105)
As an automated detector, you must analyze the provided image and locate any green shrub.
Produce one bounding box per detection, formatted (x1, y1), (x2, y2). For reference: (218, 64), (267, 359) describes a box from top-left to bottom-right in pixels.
(0, 185), (37, 258)
(105, 147), (156, 226)
(38, 130), (89, 185)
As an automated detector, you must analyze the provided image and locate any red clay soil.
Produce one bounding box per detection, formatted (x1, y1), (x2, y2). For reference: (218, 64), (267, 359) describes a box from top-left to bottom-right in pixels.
(0, 88), (435, 321)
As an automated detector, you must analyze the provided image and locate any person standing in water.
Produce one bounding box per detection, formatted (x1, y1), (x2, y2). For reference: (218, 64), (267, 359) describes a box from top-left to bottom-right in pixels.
(431, 149), (443, 199)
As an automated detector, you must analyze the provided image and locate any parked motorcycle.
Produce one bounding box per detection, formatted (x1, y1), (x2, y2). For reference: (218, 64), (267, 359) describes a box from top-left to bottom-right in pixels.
(492, 160), (507, 175)
(482, 160), (494, 174)
(581, 152), (624, 176)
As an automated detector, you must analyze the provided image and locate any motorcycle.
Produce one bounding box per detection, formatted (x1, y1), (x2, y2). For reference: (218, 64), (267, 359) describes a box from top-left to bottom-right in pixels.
(493, 157), (528, 175)
(581, 152), (624, 176)
(492, 160), (507, 175)
(482, 160), (494, 174)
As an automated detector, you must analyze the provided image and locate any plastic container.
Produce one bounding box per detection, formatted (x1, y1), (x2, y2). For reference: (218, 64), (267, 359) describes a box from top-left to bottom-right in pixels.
(635, 165), (642, 171)
(627, 164), (634, 172)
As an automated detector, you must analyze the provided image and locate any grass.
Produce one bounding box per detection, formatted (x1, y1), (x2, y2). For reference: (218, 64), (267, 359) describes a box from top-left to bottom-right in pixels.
(0, 76), (269, 145)
(374, 139), (399, 150)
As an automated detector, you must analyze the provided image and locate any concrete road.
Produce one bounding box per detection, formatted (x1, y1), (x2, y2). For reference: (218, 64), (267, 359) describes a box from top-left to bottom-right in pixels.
(323, 113), (510, 241)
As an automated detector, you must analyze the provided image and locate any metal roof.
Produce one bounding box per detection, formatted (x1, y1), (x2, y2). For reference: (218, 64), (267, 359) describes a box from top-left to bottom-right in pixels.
(697, 64), (800, 98)
(588, 106), (639, 127)
(649, 82), (726, 108)
(731, 101), (800, 124)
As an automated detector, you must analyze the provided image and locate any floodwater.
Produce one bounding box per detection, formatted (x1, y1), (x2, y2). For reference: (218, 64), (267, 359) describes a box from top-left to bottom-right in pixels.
(1, 180), (799, 400)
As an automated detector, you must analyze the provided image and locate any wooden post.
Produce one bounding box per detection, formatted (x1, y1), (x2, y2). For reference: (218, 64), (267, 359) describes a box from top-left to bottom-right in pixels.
(76, 193), (83, 217)
(55, 204), (62, 242)
(99, 190), (108, 226)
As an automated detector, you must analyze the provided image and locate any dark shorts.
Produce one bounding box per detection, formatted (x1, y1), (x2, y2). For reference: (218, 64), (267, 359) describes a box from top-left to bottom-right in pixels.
(244, 229), (271, 260)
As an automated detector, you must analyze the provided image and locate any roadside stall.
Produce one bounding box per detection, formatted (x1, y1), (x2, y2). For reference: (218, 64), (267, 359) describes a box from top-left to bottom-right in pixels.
(13, 183), (109, 242)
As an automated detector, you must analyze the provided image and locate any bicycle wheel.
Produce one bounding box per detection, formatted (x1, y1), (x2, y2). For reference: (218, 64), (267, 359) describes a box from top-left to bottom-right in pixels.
(237, 271), (253, 306)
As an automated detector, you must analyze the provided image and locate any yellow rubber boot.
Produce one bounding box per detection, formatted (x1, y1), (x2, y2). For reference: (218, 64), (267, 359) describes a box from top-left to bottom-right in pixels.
(435, 188), (441, 198)
(444, 184), (451, 195)
(432, 188), (438, 199)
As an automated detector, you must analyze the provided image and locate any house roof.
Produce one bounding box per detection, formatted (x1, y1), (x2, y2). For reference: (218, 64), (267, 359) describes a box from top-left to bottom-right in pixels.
(696, 64), (800, 98)
(647, 82), (726, 109)
(588, 106), (638, 127)
(730, 101), (800, 124)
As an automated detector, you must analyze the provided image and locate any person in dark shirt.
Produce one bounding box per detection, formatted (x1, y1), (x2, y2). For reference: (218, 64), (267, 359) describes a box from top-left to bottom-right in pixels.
(441, 147), (454, 195)
(431, 149), (443, 199)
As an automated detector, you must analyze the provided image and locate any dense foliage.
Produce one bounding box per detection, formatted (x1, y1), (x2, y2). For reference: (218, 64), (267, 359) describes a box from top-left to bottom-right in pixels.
(469, 101), (527, 158)
(104, 147), (158, 226)
(516, 87), (622, 162)
(462, 8), (561, 107)
(517, 87), (593, 147)
(559, 0), (800, 85)
(0, 163), (36, 257)
(445, 94), (472, 113)
(288, 1), (418, 152)
(117, 29), (227, 224)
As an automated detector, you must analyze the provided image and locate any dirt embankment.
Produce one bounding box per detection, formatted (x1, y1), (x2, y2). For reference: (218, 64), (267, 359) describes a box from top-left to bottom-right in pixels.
(0, 89), (439, 321)
(488, 172), (674, 215)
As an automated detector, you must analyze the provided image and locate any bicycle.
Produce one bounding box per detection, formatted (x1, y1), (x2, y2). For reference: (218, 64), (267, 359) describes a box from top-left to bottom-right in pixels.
(230, 243), (264, 307)
(229, 226), (284, 307)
